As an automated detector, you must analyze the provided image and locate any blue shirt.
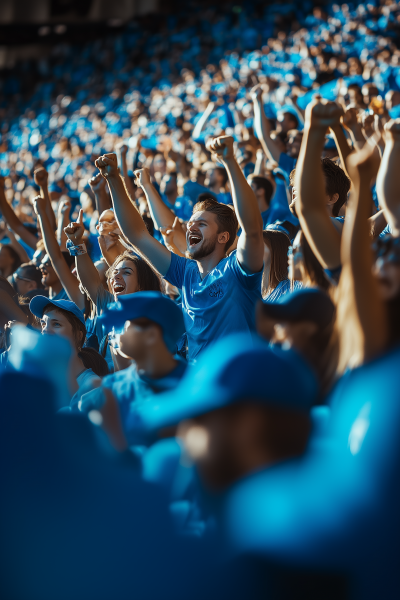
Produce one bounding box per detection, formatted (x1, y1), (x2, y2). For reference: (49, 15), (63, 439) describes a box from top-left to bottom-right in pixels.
(164, 250), (263, 361)
(80, 359), (187, 446)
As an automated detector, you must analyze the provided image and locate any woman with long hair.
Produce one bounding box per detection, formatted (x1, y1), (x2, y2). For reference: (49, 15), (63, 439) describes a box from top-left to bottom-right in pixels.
(262, 227), (291, 301)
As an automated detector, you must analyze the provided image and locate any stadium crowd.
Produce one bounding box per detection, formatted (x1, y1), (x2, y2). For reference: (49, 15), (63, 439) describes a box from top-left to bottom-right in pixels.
(1, 1), (400, 598)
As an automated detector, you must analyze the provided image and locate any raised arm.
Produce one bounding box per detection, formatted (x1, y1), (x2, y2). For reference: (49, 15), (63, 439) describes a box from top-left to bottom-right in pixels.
(0, 225), (30, 263)
(88, 173), (112, 214)
(376, 119), (400, 236)
(329, 119), (354, 180)
(207, 136), (264, 273)
(337, 141), (387, 371)
(64, 209), (103, 305)
(295, 99), (343, 270)
(192, 101), (215, 141)
(0, 288), (28, 325)
(95, 154), (171, 276)
(116, 142), (136, 200)
(251, 85), (282, 164)
(32, 196), (85, 310)
(33, 168), (57, 232)
(56, 197), (71, 251)
(0, 178), (38, 250)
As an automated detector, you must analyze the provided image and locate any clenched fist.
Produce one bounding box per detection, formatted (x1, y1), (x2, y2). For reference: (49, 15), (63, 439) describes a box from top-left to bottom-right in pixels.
(34, 168), (49, 188)
(206, 135), (235, 162)
(305, 98), (343, 131)
(134, 168), (152, 188)
(95, 153), (119, 179)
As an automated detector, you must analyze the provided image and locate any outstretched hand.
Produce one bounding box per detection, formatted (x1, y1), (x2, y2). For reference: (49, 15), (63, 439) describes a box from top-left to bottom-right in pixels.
(64, 208), (85, 244)
(95, 153), (119, 179)
(33, 167), (49, 188)
(305, 97), (343, 131)
(206, 135), (235, 162)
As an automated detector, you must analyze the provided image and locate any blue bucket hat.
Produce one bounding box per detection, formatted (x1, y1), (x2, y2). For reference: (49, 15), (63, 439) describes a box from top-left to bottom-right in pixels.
(125, 334), (318, 434)
(261, 288), (335, 329)
(29, 296), (86, 327)
(98, 291), (185, 353)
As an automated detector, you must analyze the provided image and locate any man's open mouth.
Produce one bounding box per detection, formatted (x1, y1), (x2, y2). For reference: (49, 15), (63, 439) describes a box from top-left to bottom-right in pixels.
(188, 233), (202, 248)
(113, 282), (126, 295)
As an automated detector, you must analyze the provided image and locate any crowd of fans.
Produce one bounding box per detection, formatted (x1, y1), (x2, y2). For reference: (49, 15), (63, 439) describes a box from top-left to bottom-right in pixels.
(1, 1), (400, 598)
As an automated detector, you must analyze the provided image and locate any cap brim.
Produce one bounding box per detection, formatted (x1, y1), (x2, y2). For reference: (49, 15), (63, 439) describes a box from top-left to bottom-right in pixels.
(29, 296), (55, 320)
(132, 383), (231, 434)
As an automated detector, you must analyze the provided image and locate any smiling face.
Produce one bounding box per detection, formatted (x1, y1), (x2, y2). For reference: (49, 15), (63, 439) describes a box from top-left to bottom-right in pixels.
(186, 210), (225, 260)
(39, 256), (59, 287)
(108, 259), (140, 297)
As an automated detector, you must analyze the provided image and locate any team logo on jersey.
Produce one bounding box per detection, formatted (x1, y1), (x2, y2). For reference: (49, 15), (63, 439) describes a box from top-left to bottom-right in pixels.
(208, 282), (224, 298)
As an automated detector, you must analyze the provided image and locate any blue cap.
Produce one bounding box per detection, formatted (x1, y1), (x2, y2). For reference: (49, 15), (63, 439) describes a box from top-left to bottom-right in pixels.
(262, 288), (335, 329)
(29, 296), (86, 327)
(98, 291), (185, 353)
(127, 334), (318, 433)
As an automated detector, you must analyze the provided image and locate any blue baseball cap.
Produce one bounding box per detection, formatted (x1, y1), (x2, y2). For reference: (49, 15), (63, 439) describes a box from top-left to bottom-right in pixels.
(126, 334), (318, 434)
(261, 288), (335, 329)
(29, 296), (86, 327)
(98, 291), (185, 353)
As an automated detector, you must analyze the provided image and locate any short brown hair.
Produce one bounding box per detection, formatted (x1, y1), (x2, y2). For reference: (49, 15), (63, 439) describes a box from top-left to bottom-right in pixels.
(192, 198), (238, 253)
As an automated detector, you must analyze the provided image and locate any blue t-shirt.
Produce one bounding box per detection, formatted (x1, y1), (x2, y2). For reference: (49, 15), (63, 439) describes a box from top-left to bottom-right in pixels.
(79, 359), (187, 446)
(164, 250), (263, 361)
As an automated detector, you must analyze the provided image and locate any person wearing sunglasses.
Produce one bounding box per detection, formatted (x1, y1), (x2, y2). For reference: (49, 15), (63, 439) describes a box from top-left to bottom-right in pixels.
(12, 263), (45, 299)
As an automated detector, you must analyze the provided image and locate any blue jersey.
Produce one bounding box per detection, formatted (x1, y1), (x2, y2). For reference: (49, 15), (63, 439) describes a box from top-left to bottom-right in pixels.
(164, 250), (263, 361)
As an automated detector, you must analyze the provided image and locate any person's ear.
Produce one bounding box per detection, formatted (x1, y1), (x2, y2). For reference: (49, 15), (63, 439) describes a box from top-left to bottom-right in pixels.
(326, 193), (339, 206)
(218, 231), (230, 245)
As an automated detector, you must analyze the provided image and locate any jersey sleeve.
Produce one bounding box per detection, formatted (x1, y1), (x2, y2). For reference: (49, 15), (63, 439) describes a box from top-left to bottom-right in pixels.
(163, 252), (188, 290)
(229, 251), (263, 291)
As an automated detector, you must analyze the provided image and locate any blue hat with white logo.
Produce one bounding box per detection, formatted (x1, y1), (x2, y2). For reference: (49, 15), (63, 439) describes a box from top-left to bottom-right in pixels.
(98, 291), (185, 353)
(126, 334), (318, 434)
(29, 296), (86, 327)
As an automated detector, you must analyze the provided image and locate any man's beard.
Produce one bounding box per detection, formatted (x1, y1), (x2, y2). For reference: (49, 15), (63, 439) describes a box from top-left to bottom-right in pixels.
(185, 235), (218, 260)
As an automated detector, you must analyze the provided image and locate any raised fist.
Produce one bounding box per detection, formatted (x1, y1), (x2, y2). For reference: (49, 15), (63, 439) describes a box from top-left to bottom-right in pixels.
(64, 209), (85, 244)
(384, 118), (400, 141)
(250, 84), (264, 103)
(305, 98), (343, 131)
(88, 172), (107, 191)
(34, 168), (49, 188)
(116, 141), (128, 156)
(59, 198), (71, 215)
(342, 105), (360, 131)
(134, 167), (152, 188)
(31, 195), (46, 216)
(206, 135), (235, 162)
(95, 153), (119, 179)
